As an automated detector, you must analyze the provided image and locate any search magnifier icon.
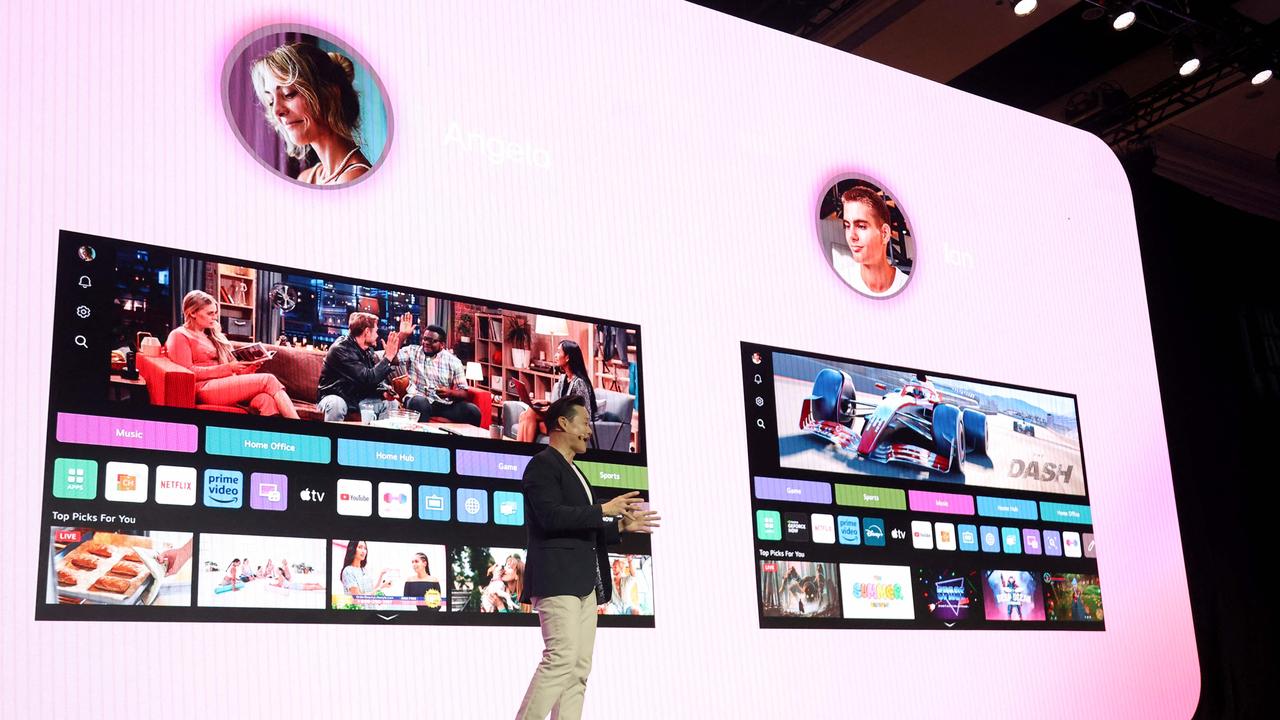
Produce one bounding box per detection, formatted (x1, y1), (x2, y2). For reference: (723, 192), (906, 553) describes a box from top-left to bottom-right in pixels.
(756, 419), (766, 430)
(74, 335), (88, 348)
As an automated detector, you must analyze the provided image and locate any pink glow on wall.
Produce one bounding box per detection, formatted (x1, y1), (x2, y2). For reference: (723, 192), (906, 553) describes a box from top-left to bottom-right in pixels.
(0, 1), (1197, 717)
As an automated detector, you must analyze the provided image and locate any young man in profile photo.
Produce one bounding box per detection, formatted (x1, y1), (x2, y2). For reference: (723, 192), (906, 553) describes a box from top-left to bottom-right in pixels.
(516, 395), (660, 720)
(833, 185), (908, 297)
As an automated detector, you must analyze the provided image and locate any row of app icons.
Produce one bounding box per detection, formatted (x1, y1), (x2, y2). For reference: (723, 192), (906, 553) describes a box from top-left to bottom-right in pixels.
(54, 458), (286, 510)
(335, 479), (525, 526)
(756, 509), (1096, 558)
(53, 458), (528, 526)
(757, 510), (889, 546)
(911, 521), (1094, 558)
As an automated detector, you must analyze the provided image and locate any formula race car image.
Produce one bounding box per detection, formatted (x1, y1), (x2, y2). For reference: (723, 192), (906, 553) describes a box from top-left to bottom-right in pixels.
(799, 368), (987, 474)
(1012, 420), (1036, 437)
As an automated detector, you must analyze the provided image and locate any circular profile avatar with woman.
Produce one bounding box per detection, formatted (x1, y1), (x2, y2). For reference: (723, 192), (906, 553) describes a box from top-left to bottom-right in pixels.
(816, 174), (916, 299)
(223, 25), (392, 188)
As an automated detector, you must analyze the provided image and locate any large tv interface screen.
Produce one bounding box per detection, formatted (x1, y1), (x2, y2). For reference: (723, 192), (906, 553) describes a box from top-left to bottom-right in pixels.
(38, 230), (653, 625)
(743, 342), (1101, 630)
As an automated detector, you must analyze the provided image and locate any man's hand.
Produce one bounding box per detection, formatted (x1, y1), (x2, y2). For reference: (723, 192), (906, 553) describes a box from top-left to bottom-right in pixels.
(383, 329), (403, 360)
(601, 491), (644, 518)
(397, 312), (414, 338)
(621, 509), (661, 534)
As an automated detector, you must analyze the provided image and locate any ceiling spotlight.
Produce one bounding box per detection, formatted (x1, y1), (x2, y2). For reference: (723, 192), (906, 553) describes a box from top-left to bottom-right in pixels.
(1013, 0), (1038, 17)
(1246, 53), (1274, 86)
(1172, 36), (1199, 77)
(1112, 10), (1136, 31)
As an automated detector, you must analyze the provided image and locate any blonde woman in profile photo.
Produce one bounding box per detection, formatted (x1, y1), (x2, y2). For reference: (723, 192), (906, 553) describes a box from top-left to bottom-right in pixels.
(251, 43), (371, 185)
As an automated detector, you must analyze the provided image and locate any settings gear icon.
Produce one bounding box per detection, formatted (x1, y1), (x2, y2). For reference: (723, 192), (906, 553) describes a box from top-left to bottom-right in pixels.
(76, 305), (91, 319)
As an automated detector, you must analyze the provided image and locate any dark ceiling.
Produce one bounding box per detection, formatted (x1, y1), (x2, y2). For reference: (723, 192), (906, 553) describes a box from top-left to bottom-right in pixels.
(691, 0), (1280, 219)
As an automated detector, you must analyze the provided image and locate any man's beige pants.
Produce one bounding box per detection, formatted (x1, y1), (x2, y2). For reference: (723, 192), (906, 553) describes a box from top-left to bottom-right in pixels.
(516, 594), (598, 720)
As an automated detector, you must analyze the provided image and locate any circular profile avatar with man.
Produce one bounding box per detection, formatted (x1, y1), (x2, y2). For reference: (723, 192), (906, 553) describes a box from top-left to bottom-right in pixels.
(816, 175), (916, 299)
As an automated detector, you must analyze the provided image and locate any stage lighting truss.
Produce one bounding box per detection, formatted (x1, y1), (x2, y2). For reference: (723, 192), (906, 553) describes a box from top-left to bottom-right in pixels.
(1070, 1), (1275, 147)
(1092, 57), (1259, 147)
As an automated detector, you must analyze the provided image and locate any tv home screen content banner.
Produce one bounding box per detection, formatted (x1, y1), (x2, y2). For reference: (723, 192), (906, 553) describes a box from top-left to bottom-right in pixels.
(39, 231), (653, 626)
(743, 342), (1102, 630)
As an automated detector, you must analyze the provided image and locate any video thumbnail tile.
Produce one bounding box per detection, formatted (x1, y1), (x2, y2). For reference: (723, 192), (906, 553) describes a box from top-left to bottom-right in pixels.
(332, 540), (447, 611)
(47, 527), (193, 607)
(600, 554), (654, 616)
(914, 568), (981, 626)
(839, 563), (914, 619)
(197, 533), (327, 609)
(1044, 572), (1103, 622)
(982, 570), (1044, 621)
(450, 546), (530, 613)
(760, 561), (841, 618)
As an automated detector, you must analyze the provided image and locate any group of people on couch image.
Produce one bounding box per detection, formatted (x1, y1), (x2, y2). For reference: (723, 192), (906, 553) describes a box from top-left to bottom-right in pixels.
(156, 289), (622, 446)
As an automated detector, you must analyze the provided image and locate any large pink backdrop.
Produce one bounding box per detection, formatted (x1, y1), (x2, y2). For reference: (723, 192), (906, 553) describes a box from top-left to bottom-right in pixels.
(0, 1), (1197, 717)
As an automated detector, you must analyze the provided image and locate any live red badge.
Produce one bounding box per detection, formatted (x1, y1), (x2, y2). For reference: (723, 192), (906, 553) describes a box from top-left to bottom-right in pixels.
(55, 530), (82, 544)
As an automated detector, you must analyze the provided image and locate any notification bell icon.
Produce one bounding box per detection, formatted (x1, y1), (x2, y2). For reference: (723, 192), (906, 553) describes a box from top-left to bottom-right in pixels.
(78, 275), (92, 288)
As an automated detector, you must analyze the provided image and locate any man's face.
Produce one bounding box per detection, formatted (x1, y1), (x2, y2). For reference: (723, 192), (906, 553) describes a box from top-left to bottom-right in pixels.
(358, 325), (379, 347)
(842, 199), (890, 267)
(556, 405), (592, 454)
(421, 330), (445, 357)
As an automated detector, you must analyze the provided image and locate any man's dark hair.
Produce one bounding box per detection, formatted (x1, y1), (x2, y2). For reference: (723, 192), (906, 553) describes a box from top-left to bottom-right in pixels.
(544, 395), (587, 434)
(425, 324), (447, 341)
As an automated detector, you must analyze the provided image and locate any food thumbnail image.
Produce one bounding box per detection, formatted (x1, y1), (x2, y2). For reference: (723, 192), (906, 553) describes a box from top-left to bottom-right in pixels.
(450, 546), (529, 613)
(600, 554), (654, 616)
(197, 533), (327, 609)
(760, 561), (841, 619)
(773, 351), (1086, 496)
(332, 540), (446, 611)
(915, 568), (981, 626)
(47, 527), (193, 607)
(983, 570), (1045, 622)
(1044, 573), (1104, 622)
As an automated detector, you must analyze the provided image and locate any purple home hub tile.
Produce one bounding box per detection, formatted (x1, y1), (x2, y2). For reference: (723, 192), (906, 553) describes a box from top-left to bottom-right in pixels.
(56, 412), (198, 453)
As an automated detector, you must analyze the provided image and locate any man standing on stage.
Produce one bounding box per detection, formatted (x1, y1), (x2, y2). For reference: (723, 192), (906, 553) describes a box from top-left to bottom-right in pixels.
(516, 395), (660, 720)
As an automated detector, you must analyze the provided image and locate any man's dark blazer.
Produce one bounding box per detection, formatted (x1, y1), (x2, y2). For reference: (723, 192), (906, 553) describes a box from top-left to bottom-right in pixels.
(520, 446), (620, 605)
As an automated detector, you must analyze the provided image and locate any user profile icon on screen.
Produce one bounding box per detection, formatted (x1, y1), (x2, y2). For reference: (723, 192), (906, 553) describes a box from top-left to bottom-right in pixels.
(222, 24), (393, 189)
(816, 175), (915, 299)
